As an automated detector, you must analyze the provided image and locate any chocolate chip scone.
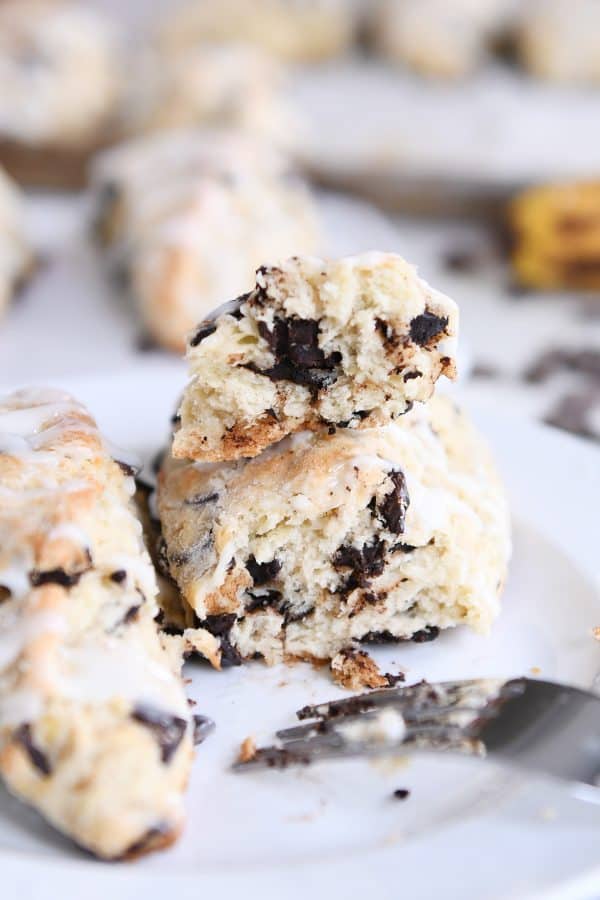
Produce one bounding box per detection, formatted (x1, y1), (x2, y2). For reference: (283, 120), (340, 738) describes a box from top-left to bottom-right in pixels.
(0, 1), (123, 187)
(0, 166), (35, 320)
(158, 394), (510, 668)
(173, 253), (458, 462)
(91, 130), (319, 353)
(0, 388), (193, 859)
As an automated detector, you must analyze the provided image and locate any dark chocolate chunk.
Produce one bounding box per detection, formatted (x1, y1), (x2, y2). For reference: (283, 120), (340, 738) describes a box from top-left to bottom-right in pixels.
(30, 567), (86, 589)
(409, 312), (449, 347)
(115, 458), (142, 478)
(391, 542), (416, 554)
(385, 672), (406, 686)
(192, 714), (215, 745)
(245, 555), (282, 586)
(392, 788), (410, 800)
(543, 391), (599, 443)
(375, 317), (397, 346)
(377, 470), (409, 534)
(14, 723), (51, 776)
(403, 370), (422, 382)
(110, 569), (127, 584)
(333, 539), (386, 592)
(136, 333), (161, 353)
(360, 630), (402, 644)
(199, 614), (242, 667)
(245, 589), (283, 612)
(152, 448), (166, 474)
(247, 316), (341, 391)
(131, 705), (188, 763)
(411, 626), (440, 643)
(189, 323), (217, 347)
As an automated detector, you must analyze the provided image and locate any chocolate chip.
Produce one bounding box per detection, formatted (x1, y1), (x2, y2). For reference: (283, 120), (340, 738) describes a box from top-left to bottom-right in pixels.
(245, 555), (281, 586)
(245, 589), (283, 612)
(248, 316), (341, 392)
(391, 542), (416, 553)
(192, 714), (215, 745)
(371, 470), (410, 535)
(543, 391), (599, 443)
(409, 312), (449, 347)
(199, 614), (242, 667)
(375, 317), (397, 346)
(152, 448), (166, 474)
(30, 567), (86, 588)
(411, 626), (440, 643)
(189, 323), (217, 347)
(360, 630), (402, 644)
(131, 705), (188, 763)
(385, 672), (406, 686)
(184, 491), (219, 507)
(333, 539), (386, 592)
(14, 723), (51, 776)
(392, 788), (410, 800)
(403, 370), (422, 382)
(110, 570), (127, 584)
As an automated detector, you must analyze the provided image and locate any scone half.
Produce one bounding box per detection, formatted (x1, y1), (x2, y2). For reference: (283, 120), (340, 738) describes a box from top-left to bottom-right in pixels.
(174, 253), (458, 462)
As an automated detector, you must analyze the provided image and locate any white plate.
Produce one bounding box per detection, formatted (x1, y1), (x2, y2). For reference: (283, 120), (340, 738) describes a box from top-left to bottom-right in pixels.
(1, 366), (599, 900)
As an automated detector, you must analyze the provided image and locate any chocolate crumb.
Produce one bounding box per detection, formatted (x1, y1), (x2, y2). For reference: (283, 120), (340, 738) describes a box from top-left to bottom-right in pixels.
(14, 723), (51, 776)
(110, 570), (127, 584)
(30, 567), (87, 589)
(392, 788), (410, 800)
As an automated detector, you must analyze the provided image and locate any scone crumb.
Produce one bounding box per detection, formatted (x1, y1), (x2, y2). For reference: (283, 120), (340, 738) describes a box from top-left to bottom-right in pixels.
(238, 736), (257, 764)
(593, 627), (600, 642)
(330, 648), (393, 691)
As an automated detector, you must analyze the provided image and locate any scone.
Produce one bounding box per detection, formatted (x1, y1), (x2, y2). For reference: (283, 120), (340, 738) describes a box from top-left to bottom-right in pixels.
(91, 130), (319, 352)
(518, 0), (600, 84)
(159, 0), (359, 63)
(157, 394), (510, 667)
(508, 181), (600, 291)
(0, 388), (193, 859)
(371, 0), (515, 78)
(0, 0), (123, 187)
(173, 253), (458, 462)
(0, 166), (35, 320)
(124, 43), (299, 150)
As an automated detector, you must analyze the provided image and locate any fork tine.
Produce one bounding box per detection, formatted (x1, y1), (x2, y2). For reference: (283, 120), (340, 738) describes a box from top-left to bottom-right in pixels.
(295, 679), (507, 722)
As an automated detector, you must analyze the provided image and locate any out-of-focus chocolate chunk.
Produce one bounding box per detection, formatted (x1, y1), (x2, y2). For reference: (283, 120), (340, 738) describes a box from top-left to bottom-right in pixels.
(131, 704), (188, 763)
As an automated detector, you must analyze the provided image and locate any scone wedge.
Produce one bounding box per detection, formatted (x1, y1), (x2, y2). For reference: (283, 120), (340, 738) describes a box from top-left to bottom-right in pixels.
(158, 395), (510, 669)
(174, 253), (458, 462)
(0, 388), (193, 859)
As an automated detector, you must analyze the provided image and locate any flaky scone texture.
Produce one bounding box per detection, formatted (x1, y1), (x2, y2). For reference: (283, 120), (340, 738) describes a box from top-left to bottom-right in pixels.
(174, 253), (458, 462)
(159, 395), (510, 667)
(0, 166), (34, 319)
(0, 388), (193, 860)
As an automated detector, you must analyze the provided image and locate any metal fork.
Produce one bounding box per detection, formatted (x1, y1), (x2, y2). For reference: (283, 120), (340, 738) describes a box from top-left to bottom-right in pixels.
(232, 678), (600, 794)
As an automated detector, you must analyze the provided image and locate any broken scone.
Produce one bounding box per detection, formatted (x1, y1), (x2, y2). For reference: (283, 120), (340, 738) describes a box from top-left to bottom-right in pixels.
(174, 253), (458, 462)
(158, 395), (510, 669)
(0, 388), (193, 859)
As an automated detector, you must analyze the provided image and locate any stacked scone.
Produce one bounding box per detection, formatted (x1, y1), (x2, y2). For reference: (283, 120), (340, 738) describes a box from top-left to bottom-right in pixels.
(91, 130), (319, 352)
(157, 253), (511, 686)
